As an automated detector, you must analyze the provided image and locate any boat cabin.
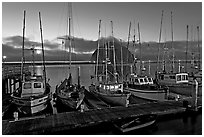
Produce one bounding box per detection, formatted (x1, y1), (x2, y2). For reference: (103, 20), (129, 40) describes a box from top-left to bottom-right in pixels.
(99, 83), (123, 93)
(128, 74), (154, 85)
(157, 73), (189, 84)
(21, 76), (45, 97)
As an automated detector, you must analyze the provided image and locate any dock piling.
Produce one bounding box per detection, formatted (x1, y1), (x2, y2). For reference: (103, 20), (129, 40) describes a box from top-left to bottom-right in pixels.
(192, 78), (198, 111)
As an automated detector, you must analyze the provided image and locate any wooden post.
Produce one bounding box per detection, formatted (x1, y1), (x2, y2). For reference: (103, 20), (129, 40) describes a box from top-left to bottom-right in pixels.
(13, 79), (16, 92)
(8, 79), (11, 94)
(192, 78), (198, 111)
(2, 80), (6, 95)
(11, 79), (14, 94)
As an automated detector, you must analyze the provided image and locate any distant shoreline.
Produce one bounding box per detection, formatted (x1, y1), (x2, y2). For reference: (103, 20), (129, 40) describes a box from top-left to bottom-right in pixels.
(2, 61), (95, 66)
(2, 60), (200, 66)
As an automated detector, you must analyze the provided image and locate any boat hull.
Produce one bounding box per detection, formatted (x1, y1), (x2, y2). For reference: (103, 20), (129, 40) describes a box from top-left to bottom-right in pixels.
(158, 82), (202, 97)
(113, 114), (157, 133)
(89, 85), (130, 107)
(55, 78), (85, 110)
(126, 88), (167, 101)
(12, 93), (52, 114)
(56, 93), (85, 110)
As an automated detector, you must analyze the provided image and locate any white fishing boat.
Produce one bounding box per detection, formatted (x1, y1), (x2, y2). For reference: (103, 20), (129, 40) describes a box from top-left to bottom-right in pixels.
(113, 114), (157, 133)
(11, 11), (52, 114)
(12, 75), (52, 114)
(55, 3), (85, 110)
(125, 22), (167, 101)
(156, 72), (202, 96)
(89, 20), (130, 107)
(126, 74), (167, 101)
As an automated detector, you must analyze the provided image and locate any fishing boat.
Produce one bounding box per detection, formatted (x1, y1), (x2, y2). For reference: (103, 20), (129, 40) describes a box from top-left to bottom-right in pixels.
(113, 114), (157, 133)
(125, 22), (167, 101)
(126, 74), (167, 101)
(89, 20), (130, 107)
(55, 3), (85, 110)
(11, 11), (52, 114)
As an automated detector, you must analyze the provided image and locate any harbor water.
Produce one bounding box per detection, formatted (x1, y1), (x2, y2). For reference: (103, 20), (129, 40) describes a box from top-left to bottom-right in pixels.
(3, 63), (202, 134)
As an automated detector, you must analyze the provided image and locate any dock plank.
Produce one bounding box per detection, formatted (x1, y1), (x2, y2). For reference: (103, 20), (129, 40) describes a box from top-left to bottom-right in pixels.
(2, 100), (191, 135)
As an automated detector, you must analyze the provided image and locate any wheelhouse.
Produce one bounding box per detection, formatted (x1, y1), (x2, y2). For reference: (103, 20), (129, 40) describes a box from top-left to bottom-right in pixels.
(99, 83), (123, 92)
(158, 73), (188, 84)
(129, 75), (154, 85)
(21, 76), (45, 97)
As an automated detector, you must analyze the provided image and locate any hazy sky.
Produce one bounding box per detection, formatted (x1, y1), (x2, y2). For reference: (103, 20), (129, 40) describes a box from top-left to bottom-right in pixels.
(2, 2), (202, 43)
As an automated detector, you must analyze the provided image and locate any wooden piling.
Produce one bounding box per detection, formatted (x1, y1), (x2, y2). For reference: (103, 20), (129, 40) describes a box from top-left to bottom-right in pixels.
(192, 78), (198, 111)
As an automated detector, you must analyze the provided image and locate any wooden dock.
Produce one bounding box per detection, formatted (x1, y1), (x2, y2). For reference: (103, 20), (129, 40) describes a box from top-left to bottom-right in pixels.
(3, 100), (190, 135)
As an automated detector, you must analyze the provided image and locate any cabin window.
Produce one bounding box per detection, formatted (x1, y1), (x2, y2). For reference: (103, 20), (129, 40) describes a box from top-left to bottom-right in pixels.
(144, 78), (148, 82)
(139, 79), (144, 83)
(24, 83), (31, 89)
(135, 79), (139, 83)
(34, 83), (42, 88)
(148, 78), (152, 82)
(160, 75), (164, 80)
(177, 75), (181, 81)
(182, 75), (188, 80)
(169, 76), (176, 79)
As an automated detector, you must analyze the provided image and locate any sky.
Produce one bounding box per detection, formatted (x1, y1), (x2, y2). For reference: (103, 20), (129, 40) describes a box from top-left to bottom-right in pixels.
(2, 2), (202, 43)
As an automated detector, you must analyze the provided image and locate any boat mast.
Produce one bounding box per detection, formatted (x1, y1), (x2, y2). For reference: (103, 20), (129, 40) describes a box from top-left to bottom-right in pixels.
(171, 11), (175, 73)
(157, 10), (164, 73)
(126, 22), (131, 77)
(31, 45), (35, 76)
(105, 24), (108, 84)
(138, 22), (142, 75)
(133, 20), (136, 74)
(21, 10), (26, 81)
(121, 43), (123, 82)
(162, 29), (166, 72)
(68, 3), (72, 75)
(111, 21), (117, 83)
(197, 26), (200, 70)
(96, 20), (101, 82)
(185, 25), (189, 72)
(39, 12), (47, 85)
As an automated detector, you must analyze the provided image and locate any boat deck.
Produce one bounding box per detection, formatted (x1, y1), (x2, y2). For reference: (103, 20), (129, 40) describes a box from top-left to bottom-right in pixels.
(3, 99), (200, 135)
